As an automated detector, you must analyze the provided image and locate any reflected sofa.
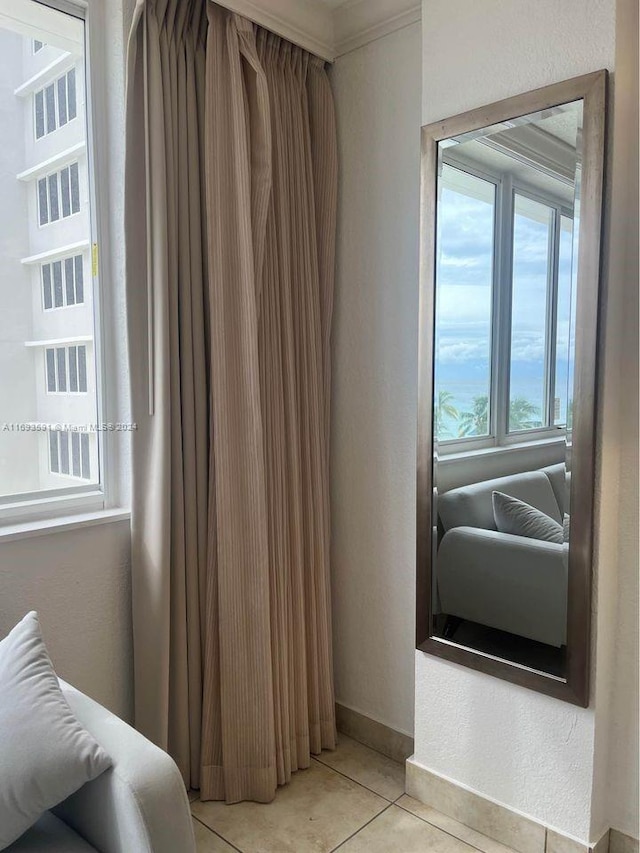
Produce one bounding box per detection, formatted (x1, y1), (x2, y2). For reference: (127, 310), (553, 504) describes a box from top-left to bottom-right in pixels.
(436, 463), (569, 647)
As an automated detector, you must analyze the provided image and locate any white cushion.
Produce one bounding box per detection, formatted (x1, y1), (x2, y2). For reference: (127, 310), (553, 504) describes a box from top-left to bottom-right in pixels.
(54, 681), (196, 853)
(437, 526), (567, 646)
(492, 491), (563, 544)
(0, 613), (111, 850)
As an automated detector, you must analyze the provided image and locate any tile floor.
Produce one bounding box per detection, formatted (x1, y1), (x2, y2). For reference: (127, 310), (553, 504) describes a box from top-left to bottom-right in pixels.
(190, 735), (517, 853)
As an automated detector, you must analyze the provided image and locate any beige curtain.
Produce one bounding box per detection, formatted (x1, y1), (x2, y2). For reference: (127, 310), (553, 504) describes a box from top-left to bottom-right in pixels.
(125, 0), (209, 788)
(125, 0), (337, 804)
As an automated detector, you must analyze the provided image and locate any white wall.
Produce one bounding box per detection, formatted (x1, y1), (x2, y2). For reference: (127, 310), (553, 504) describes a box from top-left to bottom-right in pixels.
(0, 519), (132, 718)
(330, 22), (422, 737)
(418, 0), (615, 123)
(413, 0), (636, 843)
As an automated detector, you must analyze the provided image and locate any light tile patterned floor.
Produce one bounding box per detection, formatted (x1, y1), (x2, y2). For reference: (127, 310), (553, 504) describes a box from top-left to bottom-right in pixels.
(190, 734), (516, 853)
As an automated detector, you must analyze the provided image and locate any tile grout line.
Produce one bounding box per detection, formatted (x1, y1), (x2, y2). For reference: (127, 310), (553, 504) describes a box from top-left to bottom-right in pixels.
(317, 735), (405, 771)
(392, 798), (512, 853)
(329, 802), (395, 852)
(192, 811), (243, 853)
(310, 755), (402, 804)
(190, 770), (516, 853)
(334, 732), (407, 767)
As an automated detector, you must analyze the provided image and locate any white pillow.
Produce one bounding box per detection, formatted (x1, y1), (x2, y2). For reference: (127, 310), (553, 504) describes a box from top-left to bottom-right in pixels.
(492, 491), (564, 544)
(0, 612), (112, 850)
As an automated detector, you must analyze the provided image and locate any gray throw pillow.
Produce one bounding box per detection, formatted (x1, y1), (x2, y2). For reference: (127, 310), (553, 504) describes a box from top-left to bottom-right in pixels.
(0, 612), (112, 850)
(492, 491), (563, 544)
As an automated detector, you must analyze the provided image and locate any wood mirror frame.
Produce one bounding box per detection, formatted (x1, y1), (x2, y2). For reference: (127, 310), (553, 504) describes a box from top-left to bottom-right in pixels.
(416, 71), (607, 706)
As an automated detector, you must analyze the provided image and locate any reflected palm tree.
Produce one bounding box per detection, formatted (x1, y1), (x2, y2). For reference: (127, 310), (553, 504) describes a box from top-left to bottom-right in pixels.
(458, 395), (488, 437)
(434, 389), (459, 439)
(458, 394), (542, 436)
(509, 397), (541, 430)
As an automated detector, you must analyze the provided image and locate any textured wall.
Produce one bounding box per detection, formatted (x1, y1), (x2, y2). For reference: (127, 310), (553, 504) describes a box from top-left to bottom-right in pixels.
(0, 520), (132, 719)
(419, 0), (615, 124)
(415, 0), (616, 841)
(330, 22), (422, 737)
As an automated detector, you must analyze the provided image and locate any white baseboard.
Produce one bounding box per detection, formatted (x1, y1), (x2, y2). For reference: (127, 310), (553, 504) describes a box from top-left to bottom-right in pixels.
(406, 757), (624, 853)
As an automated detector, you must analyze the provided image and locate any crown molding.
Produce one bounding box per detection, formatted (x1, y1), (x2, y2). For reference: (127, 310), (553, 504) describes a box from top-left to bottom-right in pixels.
(212, 0), (421, 62)
(213, 0), (335, 60)
(333, 0), (421, 57)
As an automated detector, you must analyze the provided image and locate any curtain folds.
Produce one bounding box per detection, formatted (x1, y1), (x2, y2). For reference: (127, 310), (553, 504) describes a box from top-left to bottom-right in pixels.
(125, 0), (337, 804)
(125, 0), (209, 789)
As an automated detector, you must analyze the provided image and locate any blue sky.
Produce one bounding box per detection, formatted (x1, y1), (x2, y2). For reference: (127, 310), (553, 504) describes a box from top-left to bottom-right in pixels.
(434, 165), (575, 405)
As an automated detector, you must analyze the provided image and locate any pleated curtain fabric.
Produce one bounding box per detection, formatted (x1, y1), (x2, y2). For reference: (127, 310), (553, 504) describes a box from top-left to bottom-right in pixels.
(124, 0), (209, 789)
(125, 0), (337, 804)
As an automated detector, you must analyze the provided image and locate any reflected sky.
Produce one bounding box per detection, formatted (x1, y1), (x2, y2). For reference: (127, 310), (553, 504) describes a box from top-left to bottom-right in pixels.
(435, 160), (576, 437)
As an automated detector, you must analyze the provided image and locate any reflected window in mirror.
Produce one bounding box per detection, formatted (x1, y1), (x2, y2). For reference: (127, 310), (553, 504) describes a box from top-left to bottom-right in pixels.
(432, 103), (583, 676)
(435, 105), (580, 454)
(417, 73), (607, 706)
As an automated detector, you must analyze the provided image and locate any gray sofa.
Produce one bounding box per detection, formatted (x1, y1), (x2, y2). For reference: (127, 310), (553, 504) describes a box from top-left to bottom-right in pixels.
(436, 464), (569, 647)
(7, 681), (196, 853)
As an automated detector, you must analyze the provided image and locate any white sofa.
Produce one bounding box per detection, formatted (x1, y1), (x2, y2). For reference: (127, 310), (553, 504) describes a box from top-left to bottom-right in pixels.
(436, 464), (569, 647)
(7, 681), (196, 853)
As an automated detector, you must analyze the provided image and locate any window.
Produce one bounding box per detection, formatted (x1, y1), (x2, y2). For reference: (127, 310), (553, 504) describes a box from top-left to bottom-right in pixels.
(435, 165), (495, 440)
(435, 161), (573, 448)
(49, 429), (91, 479)
(34, 68), (77, 139)
(45, 345), (88, 393)
(555, 215), (575, 427)
(42, 255), (84, 308)
(0, 0), (102, 517)
(37, 162), (80, 225)
(509, 194), (553, 433)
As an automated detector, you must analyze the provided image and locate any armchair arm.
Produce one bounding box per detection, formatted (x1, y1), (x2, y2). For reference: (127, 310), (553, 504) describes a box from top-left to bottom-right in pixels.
(53, 681), (195, 853)
(437, 526), (568, 646)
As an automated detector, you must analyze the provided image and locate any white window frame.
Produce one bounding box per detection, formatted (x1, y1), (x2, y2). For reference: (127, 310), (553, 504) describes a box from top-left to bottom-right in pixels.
(436, 153), (574, 457)
(0, 0), (112, 527)
(32, 38), (44, 53)
(34, 67), (77, 140)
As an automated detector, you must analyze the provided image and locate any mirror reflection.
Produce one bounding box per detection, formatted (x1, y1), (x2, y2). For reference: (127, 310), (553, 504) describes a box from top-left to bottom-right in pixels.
(432, 100), (583, 678)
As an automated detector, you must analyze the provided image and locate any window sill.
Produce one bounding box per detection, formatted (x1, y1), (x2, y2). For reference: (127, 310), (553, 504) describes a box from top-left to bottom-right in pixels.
(438, 436), (566, 465)
(0, 508), (131, 543)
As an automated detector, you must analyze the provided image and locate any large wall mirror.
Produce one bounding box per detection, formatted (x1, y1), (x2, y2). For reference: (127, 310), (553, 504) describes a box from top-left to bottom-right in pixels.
(416, 72), (607, 705)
